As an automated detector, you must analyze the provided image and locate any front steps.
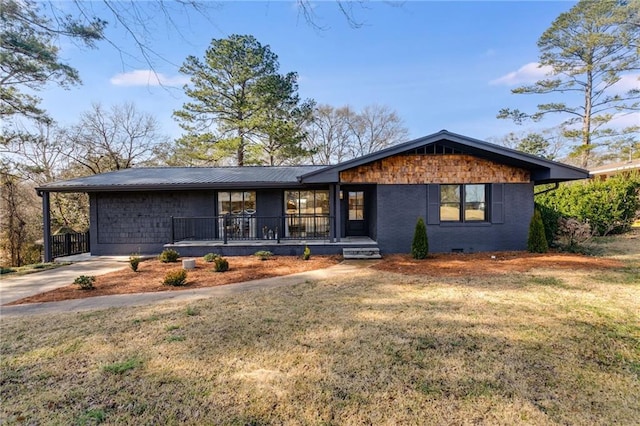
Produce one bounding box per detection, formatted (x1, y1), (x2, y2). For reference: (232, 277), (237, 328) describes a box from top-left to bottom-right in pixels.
(342, 247), (382, 260)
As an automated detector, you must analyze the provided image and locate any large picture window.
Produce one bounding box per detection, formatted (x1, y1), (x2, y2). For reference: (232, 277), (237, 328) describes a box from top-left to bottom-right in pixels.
(217, 191), (256, 215)
(285, 190), (330, 237)
(440, 184), (487, 222)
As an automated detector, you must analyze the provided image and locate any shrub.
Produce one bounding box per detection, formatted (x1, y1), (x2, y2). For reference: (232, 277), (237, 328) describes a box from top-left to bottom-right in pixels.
(162, 269), (187, 286)
(556, 217), (592, 251)
(159, 249), (180, 263)
(74, 275), (96, 290)
(303, 246), (311, 261)
(254, 250), (273, 261)
(203, 252), (220, 262)
(214, 257), (229, 272)
(411, 217), (429, 259)
(527, 209), (548, 253)
(129, 254), (141, 272)
(535, 202), (562, 246)
(535, 174), (640, 236)
(0, 267), (16, 274)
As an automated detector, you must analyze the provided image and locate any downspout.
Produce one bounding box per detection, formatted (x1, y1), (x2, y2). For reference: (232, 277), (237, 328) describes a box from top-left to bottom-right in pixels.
(533, 182), (559, 196)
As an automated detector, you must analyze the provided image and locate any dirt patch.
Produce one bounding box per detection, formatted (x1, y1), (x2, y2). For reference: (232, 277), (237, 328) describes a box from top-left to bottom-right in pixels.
(373, 251), (625, 277)
(8, 256), (340, 305)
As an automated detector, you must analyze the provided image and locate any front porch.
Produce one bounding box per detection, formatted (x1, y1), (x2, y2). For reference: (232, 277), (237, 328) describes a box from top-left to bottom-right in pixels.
(164, 236), (379, 257)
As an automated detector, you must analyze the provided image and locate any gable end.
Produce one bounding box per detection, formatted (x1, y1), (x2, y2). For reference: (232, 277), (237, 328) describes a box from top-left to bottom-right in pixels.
(339, 154), (530, 184)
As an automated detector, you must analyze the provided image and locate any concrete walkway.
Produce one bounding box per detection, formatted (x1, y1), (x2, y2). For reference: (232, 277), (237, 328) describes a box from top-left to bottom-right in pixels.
(0, 260), (373, 318)
(0, 257), (129, 306)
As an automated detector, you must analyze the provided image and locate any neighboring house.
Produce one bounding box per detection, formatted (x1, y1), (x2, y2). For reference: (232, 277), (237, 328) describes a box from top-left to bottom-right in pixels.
(36, 130), (589, 261)
(589, 158), (640, 180)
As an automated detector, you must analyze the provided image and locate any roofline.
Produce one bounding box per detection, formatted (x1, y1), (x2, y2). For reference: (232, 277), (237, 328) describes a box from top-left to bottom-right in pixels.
(35, 181), (321, 194)
(590, 164), (640, 174)
(299, 129), (589, 181)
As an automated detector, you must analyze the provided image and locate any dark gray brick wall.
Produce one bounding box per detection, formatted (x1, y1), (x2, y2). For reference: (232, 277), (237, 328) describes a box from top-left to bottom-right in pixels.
(375, 183), (534, 254)
(376, 185), (427, 254)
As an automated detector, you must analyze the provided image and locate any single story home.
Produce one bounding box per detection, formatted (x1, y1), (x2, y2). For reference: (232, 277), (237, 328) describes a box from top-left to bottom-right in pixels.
(589, 158), (640, 180)
(36, 130), (589, 261)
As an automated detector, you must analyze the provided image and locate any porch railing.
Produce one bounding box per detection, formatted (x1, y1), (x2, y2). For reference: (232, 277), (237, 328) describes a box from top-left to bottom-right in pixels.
(170, 215), (334, 244)
(50, 231), (90, 258)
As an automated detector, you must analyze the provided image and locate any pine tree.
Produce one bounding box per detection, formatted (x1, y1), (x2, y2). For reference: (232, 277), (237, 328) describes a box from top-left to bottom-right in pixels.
(411, 217), (429, 259)
(527, 209), (549, 253)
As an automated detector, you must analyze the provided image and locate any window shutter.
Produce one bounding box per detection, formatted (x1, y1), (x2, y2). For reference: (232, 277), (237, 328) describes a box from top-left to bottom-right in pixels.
(491, 183), (504, 224)
(427, 184), (440, 225)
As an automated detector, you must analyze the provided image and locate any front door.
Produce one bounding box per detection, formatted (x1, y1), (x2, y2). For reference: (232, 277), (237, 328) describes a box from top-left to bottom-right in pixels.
(346, 191), (367, 236)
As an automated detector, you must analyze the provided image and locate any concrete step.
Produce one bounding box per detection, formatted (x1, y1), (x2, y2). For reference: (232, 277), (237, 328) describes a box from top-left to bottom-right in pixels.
(342, 247), (382, 259)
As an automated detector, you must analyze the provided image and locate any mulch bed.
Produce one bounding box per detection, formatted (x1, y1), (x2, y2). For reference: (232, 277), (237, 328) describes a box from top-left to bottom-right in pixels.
(8, 256), (341, 305)
(372, 251), (624, 277)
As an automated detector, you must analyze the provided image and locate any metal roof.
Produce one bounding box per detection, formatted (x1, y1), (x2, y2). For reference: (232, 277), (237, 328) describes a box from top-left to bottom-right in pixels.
(590, 158), (640, 175)
(37, 166), (326, 193)
(37, 130), (591, 194)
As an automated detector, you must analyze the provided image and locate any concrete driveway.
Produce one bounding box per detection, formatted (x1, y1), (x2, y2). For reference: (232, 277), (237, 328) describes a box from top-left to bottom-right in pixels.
(0, 257), (128, 306)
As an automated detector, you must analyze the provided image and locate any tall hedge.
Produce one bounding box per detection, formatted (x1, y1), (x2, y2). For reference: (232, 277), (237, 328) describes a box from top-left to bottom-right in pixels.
(527, 209), (548, 253)
(535, 173), (640, 236)
(411, 217), (429, 259)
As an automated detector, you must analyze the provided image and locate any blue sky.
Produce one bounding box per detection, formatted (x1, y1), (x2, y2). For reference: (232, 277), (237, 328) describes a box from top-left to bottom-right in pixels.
(38, 1), (637, 143)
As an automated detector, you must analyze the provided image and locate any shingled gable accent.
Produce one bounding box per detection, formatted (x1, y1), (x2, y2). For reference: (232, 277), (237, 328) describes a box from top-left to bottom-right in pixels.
(339, 154), (531, 184)
(299, 130), (589, 184)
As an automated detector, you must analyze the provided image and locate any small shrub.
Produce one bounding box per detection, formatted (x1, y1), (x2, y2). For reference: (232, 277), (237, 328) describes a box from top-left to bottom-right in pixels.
(411, 217), (429, 259)
(0, 267), (16, 274)
(74, 275), (96, 290)
(159, 249), (180, 263)
(254, 250), (273, 261)
(185, 306), (200, 316)
(129, 253), (141, 272)
(527, 209), (548, 253)
(203, 252), (220, 262)
(214, 257), (229, 272)
(162, 269), (187, 286)
(303, 246), (311, 260)
(556, 217), (592, 250)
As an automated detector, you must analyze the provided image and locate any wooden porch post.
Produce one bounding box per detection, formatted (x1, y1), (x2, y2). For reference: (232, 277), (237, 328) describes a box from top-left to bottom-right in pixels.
(41, 191), (52, 262)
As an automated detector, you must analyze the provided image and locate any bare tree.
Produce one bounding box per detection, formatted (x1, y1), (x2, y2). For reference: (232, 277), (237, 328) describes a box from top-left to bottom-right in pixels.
(304, 105), (355, 165)
(347, 104), (409, 157)
(304, 104), (408, 165)
(66, 102), (169, 174)
(0, 168), (41, 266)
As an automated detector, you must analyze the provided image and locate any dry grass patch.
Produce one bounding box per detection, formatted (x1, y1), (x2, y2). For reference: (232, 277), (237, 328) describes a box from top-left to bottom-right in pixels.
(1, 232), (638, 424)
(374, 251), (624, 277)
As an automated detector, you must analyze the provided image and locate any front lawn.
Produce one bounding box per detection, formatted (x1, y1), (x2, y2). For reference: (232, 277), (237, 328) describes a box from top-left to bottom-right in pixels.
(1, 232), (638, 424)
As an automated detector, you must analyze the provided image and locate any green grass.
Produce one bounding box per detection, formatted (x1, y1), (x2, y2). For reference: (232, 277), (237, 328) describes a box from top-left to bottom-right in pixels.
(1, 231), (638, 424)
(102, 358), (141, 375)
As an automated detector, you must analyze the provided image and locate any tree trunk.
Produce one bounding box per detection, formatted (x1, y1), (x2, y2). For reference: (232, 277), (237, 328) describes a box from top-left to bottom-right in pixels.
(581, 69), (593, 168)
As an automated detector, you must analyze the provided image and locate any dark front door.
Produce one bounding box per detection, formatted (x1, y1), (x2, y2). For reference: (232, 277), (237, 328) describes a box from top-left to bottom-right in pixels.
(346, 190), (367, 236)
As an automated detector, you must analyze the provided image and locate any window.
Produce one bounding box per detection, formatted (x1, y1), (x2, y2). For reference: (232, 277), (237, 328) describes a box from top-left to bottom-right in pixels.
(440, 184), (487, 222)
(285, 190), (330, 237)
(218, 191), (256, 215)
(348, 191), (364, 220)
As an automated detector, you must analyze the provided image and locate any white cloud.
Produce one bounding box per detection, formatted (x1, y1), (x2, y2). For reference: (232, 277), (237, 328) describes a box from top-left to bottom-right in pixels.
(608, 112), (640, 129)
(110, 70), (189, 87)
(608, 73), (640, 93)
(490, 62), (554, 86)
